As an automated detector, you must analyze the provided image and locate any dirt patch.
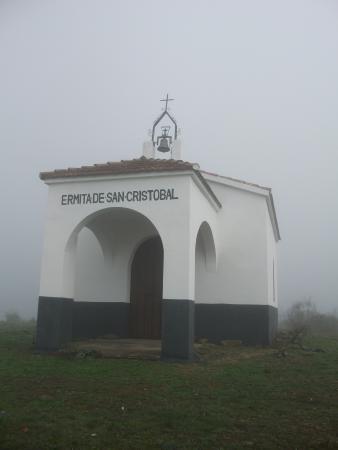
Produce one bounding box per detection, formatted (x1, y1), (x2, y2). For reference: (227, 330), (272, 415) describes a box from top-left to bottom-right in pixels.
(62, 337), (272, 363)
(66, 337), (162, 360)
(195, 340), (273, 364)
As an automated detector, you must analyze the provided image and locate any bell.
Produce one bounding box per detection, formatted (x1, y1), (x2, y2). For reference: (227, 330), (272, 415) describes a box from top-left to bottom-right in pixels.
(157, 137), (170, 153)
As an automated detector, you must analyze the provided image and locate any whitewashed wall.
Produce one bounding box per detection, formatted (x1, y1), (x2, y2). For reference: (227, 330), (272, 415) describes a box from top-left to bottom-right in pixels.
(195, 182), (272, 305)
(39, 171), (218, 302)
(40, 170), (278, 306)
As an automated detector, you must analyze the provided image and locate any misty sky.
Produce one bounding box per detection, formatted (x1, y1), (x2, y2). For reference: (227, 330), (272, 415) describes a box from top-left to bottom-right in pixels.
(0, 0), (337, 319)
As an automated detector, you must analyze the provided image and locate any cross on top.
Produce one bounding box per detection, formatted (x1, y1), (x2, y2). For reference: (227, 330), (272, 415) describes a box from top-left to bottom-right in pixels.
(160, 94), (174, 111)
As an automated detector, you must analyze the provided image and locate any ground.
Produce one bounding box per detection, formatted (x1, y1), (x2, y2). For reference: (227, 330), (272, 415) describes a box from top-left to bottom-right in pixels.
(0, 322), (338, 450)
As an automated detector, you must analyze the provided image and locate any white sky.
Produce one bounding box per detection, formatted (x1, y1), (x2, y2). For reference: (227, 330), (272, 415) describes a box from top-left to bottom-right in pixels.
(0, 0), (337, 318)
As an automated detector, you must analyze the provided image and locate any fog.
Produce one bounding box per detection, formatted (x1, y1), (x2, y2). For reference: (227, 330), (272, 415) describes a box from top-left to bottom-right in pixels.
(0, 0), (337, 319)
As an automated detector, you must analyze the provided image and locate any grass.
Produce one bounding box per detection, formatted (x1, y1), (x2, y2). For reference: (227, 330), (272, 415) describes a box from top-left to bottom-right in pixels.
(0, 322), (338, 449)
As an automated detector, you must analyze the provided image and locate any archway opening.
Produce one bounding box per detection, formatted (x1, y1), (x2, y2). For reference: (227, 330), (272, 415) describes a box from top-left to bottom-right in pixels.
(67, 207), (163, 343)
(130, 236), (163, 339)
(195, 221), (217, 301)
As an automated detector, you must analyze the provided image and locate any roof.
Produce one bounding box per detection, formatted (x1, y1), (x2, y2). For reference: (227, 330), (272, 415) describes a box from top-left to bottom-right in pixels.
(40, 158), (271, 191)
(40, 157), (199, 180)
(200, 170), (271, 192)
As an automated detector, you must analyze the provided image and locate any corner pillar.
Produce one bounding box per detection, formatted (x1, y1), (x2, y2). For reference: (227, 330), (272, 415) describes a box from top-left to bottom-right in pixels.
(161, 235), (195, 361)
(37, 227), (77, 350)
(36, 297), (73, 350)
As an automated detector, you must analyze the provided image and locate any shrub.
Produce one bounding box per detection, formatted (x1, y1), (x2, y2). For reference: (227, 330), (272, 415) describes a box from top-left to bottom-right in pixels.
(282, 299), (338, 337)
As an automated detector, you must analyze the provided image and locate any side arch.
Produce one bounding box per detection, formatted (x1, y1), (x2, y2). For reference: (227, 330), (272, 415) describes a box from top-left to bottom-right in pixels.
(195, 221), (217, 273)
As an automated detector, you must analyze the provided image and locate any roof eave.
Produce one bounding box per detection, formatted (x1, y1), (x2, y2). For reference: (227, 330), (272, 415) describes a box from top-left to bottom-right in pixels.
(201, 171), (271, 195)
(267, 192), (281, 241)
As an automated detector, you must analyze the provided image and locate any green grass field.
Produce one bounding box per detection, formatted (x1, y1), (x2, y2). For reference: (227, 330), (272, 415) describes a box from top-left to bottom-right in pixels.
(0, 322), (337, 450)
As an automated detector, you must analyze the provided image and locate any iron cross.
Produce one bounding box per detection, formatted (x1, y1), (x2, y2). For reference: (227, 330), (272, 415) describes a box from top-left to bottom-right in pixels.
(160, 94), (174, 111)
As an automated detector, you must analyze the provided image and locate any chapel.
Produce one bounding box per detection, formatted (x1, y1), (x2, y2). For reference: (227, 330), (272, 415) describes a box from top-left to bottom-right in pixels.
(36, 98), (280, 360)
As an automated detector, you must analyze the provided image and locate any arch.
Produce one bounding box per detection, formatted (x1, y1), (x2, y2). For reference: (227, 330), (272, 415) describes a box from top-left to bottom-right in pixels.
(62, 207), (163, 300)
(65, 207), (160, 250)
(195, 221), (217, 273)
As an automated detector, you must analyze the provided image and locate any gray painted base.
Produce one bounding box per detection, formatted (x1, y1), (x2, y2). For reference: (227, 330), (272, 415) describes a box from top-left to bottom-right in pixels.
(36, 298), (278, 356)
(36, 297), (73, 350)
(36, 297), (129, 350)
(161, 299), (195, 361)
(72, 301), (129, 339)
(195, 303), (278, 345)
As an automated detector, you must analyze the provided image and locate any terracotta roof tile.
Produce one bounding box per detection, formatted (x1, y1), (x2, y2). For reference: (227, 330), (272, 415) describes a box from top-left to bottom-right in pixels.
(200, 170), (271, 191)
(40, 157), (198, 180)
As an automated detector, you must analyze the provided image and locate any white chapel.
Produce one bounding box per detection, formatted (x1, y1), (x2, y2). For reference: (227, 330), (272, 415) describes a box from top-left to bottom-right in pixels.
(36, 98), (280, 360)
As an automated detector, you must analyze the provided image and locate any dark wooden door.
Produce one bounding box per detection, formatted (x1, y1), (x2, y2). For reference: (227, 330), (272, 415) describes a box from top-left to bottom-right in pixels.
(130, 236), (163, 339)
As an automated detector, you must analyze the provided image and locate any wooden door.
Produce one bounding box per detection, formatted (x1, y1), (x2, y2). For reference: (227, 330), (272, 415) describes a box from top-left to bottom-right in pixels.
(130, 236), (163, 339)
